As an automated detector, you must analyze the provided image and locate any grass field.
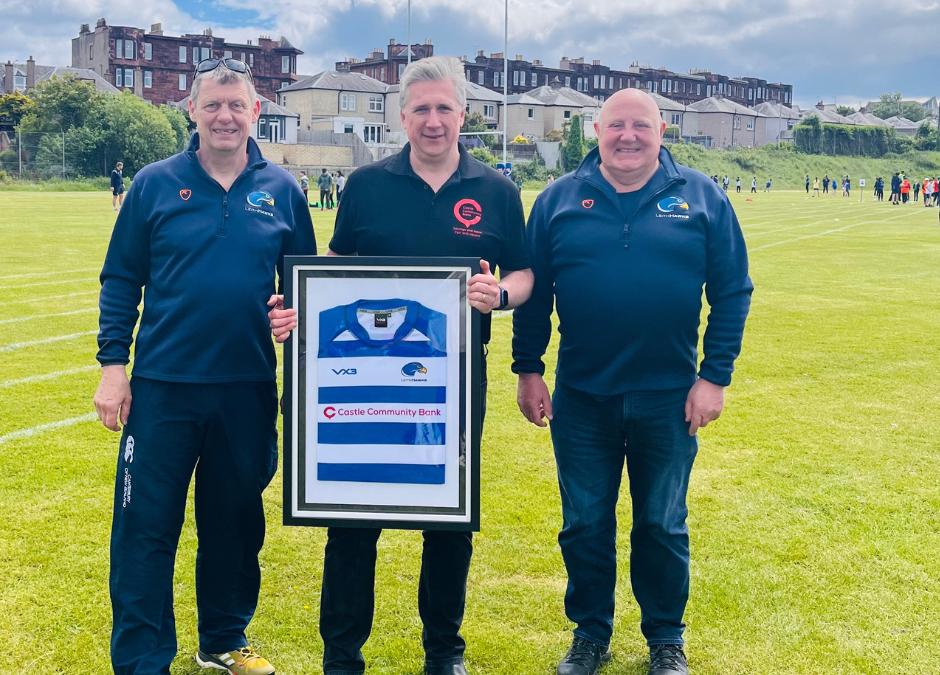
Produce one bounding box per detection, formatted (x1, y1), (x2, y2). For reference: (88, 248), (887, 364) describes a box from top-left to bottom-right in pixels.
(2, 187), (939, 675)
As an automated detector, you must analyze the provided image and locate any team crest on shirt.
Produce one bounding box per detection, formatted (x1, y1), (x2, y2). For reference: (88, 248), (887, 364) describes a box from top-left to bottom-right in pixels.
(656, 196), (691, 220)
(453, 199), (483, 237)
(246, 191), (275, 217)
(402, 362), (428, 376)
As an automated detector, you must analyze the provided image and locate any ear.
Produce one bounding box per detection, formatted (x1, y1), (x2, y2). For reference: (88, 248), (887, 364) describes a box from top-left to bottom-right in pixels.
(251, 97), (261, 123)
(658, 120), (666, 138)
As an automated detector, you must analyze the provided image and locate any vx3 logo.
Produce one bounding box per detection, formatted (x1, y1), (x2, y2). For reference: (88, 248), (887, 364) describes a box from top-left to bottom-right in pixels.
(332, 368), (357, 375)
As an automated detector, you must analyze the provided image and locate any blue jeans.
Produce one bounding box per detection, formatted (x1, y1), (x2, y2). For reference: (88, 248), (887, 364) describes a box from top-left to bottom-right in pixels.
(549, 382), (698, 648)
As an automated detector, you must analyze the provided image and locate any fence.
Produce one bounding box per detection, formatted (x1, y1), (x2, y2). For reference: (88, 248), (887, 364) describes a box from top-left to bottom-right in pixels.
(0, 132), (119, 180)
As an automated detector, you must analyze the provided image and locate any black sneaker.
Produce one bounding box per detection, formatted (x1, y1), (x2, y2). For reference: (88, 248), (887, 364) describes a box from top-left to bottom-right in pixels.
(648, 644), (687, 675)
(557, 636), (612, 675)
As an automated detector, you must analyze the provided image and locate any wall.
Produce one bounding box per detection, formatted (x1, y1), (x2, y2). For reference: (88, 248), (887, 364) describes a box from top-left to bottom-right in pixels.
(257, 142), (354, 169)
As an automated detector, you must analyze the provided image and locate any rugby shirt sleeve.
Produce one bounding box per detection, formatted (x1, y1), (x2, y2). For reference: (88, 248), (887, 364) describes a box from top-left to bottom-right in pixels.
(511, 193), (554, 376)
(97, 179), (149, 367)
(496, 184), (531, 273)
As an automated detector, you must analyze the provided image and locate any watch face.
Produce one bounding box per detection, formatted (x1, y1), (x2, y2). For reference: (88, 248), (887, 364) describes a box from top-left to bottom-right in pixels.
(499, 287), (509, 309)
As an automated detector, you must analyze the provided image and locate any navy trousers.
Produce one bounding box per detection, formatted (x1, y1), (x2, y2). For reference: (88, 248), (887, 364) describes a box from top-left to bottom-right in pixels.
(109, 377), (278, 675)
(549, 382), (698, 648)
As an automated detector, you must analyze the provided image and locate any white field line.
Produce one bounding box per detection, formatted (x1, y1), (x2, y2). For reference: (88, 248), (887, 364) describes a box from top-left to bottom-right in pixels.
(741, 204), (883, 230)
(0, 330), (98, 353)
(745, 218), (852, 238)
(0, 364), (99, 388)
(0, 307), (96, 325)
(0, 412), (98, 445)
(750, 210), (921, 252)
(0, 267), (98, 281)
(0, 290), (98, 306)
(0, 277), (98, 291)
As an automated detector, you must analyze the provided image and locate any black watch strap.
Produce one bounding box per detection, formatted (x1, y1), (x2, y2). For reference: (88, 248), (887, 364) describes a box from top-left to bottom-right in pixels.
(497, 286), (509, 310)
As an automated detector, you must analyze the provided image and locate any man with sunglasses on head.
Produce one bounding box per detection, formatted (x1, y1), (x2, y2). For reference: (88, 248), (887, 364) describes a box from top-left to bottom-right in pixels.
(95, 58), (316, 675)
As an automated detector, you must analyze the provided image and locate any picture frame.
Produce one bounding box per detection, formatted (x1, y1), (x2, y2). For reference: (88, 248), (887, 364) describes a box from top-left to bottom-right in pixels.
(283, 256), (482, 531)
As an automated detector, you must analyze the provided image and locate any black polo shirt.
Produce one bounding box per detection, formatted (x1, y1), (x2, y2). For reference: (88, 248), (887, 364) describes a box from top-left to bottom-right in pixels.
(330, 142), (530, 343)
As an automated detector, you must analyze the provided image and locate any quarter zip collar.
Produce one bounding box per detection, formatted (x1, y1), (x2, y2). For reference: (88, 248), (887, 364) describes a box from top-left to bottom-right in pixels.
(574, 145), (686, 213)
(184, 133), (268, 192)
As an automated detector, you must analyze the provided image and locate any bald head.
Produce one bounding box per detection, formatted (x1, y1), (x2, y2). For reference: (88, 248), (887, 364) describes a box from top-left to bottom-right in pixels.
(594, 89), (666, 191)
(598, 89), (663, 129)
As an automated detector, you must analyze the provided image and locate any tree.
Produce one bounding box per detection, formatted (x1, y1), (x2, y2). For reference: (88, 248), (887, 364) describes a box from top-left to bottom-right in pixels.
(563, 114), (585, 171)
(29, 75), (103, 131)
(0, 91), (36, 130)
(870, 92), (930, 122)
(545, 129), (564, 142)
(99, 92), (178, 176)
(460, 111), (488, 134)
(468, 147), (497, 166)
(836, 105), (856, 117)
(159, 105), (190, 153)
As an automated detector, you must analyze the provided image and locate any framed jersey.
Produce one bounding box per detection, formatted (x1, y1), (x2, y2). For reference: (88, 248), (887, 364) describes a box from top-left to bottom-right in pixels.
(283, 256), (482, 530)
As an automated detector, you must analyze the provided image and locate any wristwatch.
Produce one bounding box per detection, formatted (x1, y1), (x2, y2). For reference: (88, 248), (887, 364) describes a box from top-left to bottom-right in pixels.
(497, 286), (509, 310)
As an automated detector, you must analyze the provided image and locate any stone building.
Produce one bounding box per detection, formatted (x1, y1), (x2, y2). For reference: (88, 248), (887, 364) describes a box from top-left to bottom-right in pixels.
(70, 18), (302, 105)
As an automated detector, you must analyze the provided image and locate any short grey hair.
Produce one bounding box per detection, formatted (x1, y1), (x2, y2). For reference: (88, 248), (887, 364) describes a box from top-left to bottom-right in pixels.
(190, 61), (257, 106)
(399, 56), (467, 111)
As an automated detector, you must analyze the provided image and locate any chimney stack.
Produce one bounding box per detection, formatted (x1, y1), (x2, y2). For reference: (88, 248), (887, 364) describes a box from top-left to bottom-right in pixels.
(26, 56), (36, 90)
(96, 18), (107, 29)
(149, 23), (163, 35)
(4, 61), (13, 95)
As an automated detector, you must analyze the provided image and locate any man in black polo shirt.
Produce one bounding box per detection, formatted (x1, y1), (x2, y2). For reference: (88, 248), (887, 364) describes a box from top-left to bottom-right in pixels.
(274, 56), (532, 675)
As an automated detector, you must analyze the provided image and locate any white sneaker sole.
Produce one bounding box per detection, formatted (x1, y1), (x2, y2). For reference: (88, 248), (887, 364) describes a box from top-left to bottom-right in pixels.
(195, 652), (231, 672)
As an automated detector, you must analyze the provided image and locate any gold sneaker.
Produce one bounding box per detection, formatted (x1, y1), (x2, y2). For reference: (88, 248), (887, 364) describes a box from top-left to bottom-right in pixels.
(196, 646), (276, 675)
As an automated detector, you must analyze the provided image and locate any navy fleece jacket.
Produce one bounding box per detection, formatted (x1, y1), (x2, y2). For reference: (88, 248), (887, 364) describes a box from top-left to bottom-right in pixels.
(97, 134), (317, 382)
(512, 145), (753, 394)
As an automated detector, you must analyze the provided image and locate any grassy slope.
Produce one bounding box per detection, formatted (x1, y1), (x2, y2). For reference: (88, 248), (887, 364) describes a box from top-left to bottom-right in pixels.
(1, 191), (939, 674)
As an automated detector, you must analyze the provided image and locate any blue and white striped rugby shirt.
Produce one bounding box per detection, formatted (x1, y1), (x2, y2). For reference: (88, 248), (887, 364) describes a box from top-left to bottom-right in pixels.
(317, 299), (448, 484)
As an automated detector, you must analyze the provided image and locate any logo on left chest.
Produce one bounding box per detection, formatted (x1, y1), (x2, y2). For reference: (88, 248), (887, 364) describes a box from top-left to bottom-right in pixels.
(453, 198), (482, 237)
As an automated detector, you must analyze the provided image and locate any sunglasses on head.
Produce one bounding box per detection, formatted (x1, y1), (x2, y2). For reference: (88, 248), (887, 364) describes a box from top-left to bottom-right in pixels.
(194, 58), (252, 80)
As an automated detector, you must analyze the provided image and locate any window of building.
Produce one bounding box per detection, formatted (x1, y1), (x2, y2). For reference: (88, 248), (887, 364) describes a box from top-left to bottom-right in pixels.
(545, 74), (549, 85)
(746, 119), (754, 130)
(124, 68), (134, 88)
(369, 95), (384, 112)
(224, 50), (232, 59)
(363, 124), (383, 143)
(178, 74), (186, 90)
(193, 48), (199, 65)
(733, 116), (741, 129)
(477, 71), (483, 85)
(280, 81), (290, 89)
(513, 70), (519, 86)
(282, 55), (290, 73)
(126, 40), (136, 59)
(619, 77), (623, 89)
(600, 75), (605, 89)
(89, 45), (94, 60)
(484, 104), (495, 118)
(564, 109), (571, 119)
(343, 124), (354, 134)
(13, 73), (25, 91)
(179, 46), (187, 63)
(565, 76), (570, 88)
(531, 72), (537, 87)
(671, 113), (681, 125)
(115, 69), (122, 87)
(114, 39), (121, 57)
(707, 85), (712, 96)
(697, 83), (701, 95)
(593, 74), (599, 89)
(381, 67), (386, 81)
(494, 71), (499, 87)
(527, 108), (534, 119)
(584, 112), (593, 122)
(201, 47), (210, 61)
(341, 93), (356, 111)
(241, 52), (246, 62)
(144, 43), (152, 60)
(757, 87), (763, 98)
(258, 119), (267, 138)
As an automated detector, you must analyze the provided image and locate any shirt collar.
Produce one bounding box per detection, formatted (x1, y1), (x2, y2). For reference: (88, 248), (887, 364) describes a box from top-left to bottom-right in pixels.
(385, 142), (488, 181)
(185, 133), (267, 170)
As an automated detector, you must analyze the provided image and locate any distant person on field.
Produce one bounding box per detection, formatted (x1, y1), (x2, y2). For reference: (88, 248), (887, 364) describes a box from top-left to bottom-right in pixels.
(111, 161), (125, 211)
(547, 174), (555, 185)
(933, 179), (939, 206)
(900, 177), (911, 203)
(764, 178), (771, 192)
(822, 174), (829, 194)
(890, 173), (901, 204)
(813, 177), (819, 196)
(335, 170), (345, 204)
(751, 176), (757, 193)
(513, 88), (752, 675)
(94, 58), (316, 675)
(805, 174), (810, 193)
(723, 175), (729, 192)
(843, 176), (851, 198)
(735, 177), (741, 192)
(875, 177), (884, 201)
(300, 170), (309, 203)
(913, 178), (920, 202)
(922, 179), (932, 207)
(318, 167), (332, 211)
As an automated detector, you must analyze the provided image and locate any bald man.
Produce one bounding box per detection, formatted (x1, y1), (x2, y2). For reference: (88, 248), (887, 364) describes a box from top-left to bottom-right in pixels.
(512, 90), (753, 675)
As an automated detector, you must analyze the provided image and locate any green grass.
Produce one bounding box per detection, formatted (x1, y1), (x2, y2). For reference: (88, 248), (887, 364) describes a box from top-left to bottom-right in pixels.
(1, 189), (940, 674)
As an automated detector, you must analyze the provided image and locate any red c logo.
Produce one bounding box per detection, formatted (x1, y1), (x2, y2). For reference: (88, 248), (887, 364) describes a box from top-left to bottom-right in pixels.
(324, 406), (336, 419)
(180, 189), (192, 201)
(582, 199), (594, 209)
(454, 199), (482, 227)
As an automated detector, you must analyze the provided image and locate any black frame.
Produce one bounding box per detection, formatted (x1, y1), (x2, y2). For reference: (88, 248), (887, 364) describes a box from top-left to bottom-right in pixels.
(283, 256), (482, 531)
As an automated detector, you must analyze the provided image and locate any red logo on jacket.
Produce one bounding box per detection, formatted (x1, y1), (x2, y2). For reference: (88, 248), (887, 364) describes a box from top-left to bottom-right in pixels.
(453, 198), (483, 237)
(180, 189), (192, 201)
(582, 199), (594, 209)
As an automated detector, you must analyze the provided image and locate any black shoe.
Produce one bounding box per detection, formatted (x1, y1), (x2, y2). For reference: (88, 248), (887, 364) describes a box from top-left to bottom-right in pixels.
(648, 644), (687, 675)
(557, 636), (612, 675)
(424, 662), (468, 675)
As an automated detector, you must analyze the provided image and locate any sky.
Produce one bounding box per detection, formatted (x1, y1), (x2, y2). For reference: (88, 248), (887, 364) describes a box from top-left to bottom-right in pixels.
(2, 0), (938, 111)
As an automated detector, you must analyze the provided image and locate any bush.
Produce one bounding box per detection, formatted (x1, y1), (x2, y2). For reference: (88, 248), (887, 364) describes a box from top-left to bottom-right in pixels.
(468, 147), (497, 167)
(511, 135), (529, 144)
(512, 160), (549, 183)
(0, 149), (17, 169)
